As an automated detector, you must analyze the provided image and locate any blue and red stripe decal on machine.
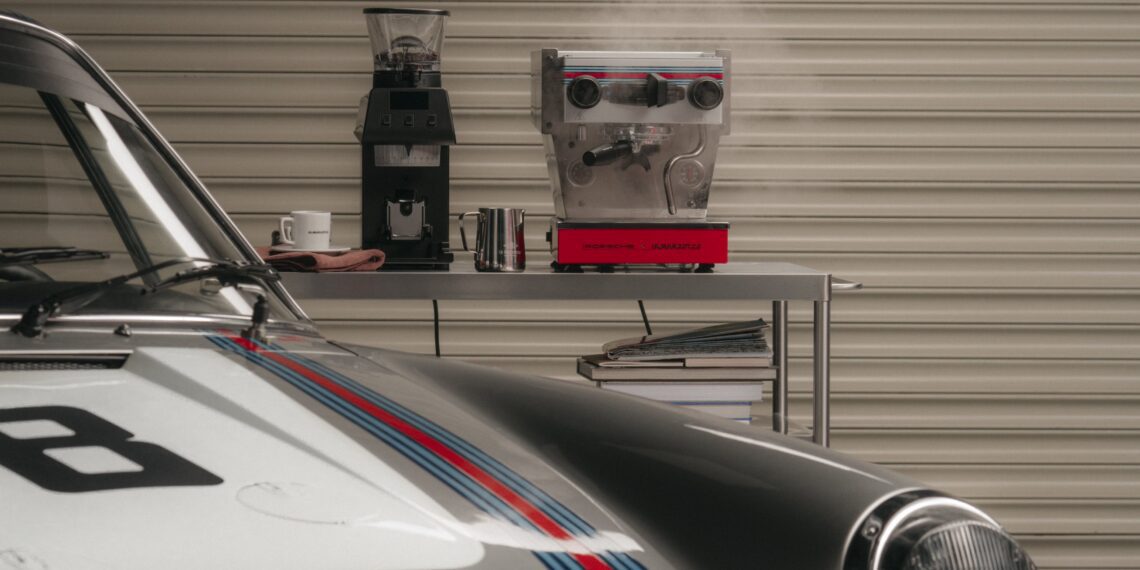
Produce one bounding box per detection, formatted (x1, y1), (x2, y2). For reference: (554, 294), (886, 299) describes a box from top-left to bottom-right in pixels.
(207, 335), (644, 570)
(562, 66), (724, 85)
(563, 72), (723, 80)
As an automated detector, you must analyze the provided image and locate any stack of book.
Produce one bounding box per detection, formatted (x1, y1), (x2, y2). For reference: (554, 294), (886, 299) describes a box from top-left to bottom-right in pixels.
(579, 319), (774, 422)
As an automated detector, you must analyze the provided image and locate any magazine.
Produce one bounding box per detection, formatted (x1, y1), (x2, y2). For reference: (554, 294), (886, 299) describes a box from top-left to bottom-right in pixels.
(603, 319), (772, 361)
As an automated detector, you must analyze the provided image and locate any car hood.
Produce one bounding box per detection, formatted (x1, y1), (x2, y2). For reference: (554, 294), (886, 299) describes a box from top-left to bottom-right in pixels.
(0, 328), (918, 569)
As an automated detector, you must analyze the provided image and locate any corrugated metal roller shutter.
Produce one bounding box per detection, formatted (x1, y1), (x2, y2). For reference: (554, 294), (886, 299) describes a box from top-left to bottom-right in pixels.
(17, 1), (1139, 567)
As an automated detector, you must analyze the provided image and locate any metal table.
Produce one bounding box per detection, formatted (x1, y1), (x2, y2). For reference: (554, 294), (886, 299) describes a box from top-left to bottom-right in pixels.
(282, 262), (855, 446)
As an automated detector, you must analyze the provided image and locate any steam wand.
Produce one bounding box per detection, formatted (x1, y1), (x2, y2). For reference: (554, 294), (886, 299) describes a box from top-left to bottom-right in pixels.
(662, 126), (706, 215)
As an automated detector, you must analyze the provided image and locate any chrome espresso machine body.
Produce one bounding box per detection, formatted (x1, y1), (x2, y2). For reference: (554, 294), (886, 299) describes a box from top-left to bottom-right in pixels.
(357, 8), (455, 270)
(531, 49), (731, 270)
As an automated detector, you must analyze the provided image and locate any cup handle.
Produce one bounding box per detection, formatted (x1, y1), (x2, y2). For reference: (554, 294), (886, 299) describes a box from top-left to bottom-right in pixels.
(458, 211), (480, 251)
(279, 217), (295, 245)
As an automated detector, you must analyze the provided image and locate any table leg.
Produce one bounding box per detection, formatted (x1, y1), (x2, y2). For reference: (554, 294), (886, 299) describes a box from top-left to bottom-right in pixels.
(813, 298), (831, 447)
(772, 300), (789, 434)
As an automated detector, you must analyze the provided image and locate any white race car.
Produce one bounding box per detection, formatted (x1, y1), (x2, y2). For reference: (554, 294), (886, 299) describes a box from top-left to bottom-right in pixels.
(0, 11), (1035, 570)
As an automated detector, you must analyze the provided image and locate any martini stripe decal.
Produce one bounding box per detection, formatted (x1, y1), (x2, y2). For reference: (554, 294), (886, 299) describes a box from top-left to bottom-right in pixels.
(290, 352), (599, 538)
(207, 337), (579, 570)
(208, 335), (644, 570)
(279, 352), (646, 570)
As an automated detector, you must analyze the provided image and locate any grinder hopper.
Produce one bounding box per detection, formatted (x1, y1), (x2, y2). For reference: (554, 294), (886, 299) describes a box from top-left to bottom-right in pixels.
(365, 8), (446, 79)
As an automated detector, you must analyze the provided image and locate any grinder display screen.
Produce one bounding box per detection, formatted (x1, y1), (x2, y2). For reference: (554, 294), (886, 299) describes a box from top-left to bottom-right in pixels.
(390, 91), (429, 110)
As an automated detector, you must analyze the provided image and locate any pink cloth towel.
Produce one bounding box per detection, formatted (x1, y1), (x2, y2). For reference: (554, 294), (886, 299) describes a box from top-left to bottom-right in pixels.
(256, 247), (385, 272)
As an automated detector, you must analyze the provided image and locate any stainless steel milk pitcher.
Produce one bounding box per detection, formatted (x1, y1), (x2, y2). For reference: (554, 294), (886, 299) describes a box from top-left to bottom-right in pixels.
(458, 208), (526, 272)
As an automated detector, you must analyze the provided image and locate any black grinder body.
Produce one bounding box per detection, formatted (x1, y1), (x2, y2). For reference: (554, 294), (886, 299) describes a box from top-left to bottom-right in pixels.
(360, 73), (456, 270)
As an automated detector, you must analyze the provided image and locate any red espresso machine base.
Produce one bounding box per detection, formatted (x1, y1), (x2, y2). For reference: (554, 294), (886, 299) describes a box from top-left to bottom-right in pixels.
(549, 219), (729, 269)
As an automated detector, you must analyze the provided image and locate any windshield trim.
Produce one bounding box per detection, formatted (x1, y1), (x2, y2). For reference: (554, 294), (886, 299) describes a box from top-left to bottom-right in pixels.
(39, 91), (157, 280)
(0, 13), (310, 324)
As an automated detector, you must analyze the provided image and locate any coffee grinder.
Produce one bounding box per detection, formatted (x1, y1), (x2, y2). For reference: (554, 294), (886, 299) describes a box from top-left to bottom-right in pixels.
(356, 8), (455, 269)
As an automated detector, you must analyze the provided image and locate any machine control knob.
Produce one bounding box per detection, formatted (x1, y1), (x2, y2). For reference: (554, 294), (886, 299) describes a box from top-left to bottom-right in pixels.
(567, 76), (602, 109)
(646, 73), (669, 107)
(689, 78), (724, 110)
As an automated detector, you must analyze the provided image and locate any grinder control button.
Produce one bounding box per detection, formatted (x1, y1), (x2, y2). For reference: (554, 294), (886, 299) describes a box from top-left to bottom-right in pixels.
(568, 76), (602, 109)
(689, 78), (724, 110)
(403, 115), (414, 127)
(380, 114), (392, 127)
(426, 114), (438, 127)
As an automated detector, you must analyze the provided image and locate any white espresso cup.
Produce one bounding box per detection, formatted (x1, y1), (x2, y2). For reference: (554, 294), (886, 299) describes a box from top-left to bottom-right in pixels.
(279, 210), (332, 250)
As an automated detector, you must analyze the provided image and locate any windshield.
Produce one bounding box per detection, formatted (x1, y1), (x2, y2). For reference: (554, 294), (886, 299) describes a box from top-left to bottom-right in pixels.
(0, 23), (296, 325)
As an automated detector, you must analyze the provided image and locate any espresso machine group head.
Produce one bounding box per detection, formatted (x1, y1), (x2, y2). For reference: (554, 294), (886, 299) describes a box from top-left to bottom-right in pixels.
(356, 7), (455, 270)
(531, 49), (731, 271)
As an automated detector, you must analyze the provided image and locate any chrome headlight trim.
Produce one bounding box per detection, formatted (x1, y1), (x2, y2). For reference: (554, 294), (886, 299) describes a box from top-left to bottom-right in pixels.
(870, 496), (998, 569)
(845, 491), (1036, 570)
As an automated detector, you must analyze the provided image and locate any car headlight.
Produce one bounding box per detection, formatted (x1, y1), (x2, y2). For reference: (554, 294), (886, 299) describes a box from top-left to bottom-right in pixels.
(845, 492), (1036, 570)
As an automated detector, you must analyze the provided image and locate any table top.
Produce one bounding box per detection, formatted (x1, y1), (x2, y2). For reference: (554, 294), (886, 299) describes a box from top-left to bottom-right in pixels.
(280, 262), (835, 301)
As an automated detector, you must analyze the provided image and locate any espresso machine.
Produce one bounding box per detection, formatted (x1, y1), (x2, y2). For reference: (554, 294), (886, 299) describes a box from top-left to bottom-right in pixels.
(356, 8), (455, 270)
(531, 49), (731, 271)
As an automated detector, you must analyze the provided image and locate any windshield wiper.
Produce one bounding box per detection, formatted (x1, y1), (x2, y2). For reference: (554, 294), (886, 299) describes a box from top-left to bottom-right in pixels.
(10, 257), (278, 338)
(141, 262), (279, 296)
(0, 246), (110, 267)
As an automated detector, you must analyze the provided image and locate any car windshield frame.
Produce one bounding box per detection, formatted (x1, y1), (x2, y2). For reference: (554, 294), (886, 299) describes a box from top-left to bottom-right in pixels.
(0, 13), (310, 330)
